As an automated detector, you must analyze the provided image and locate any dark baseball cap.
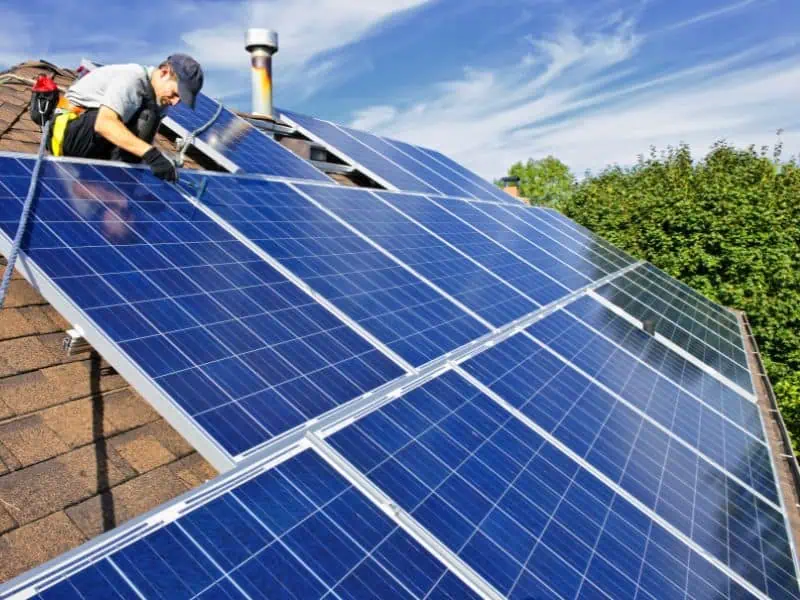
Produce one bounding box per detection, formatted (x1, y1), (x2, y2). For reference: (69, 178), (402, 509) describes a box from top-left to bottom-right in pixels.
(167, 54), (204, 110)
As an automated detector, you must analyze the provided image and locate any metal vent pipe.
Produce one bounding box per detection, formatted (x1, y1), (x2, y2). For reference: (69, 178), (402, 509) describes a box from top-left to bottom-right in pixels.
(245, 28), (278, 117)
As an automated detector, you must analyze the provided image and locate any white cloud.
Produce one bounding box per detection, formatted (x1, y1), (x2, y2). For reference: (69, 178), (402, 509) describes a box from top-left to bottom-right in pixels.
(651, 0), (764, 35)
(349, 15), (800, 179)
(180, 0), (431, 98)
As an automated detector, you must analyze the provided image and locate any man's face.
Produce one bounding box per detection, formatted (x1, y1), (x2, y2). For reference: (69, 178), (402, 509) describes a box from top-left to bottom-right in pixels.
(153, 67), (181, 107)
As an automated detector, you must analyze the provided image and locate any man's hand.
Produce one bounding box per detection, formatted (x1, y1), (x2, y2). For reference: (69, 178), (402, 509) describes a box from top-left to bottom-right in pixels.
(142, 147), (178, 182)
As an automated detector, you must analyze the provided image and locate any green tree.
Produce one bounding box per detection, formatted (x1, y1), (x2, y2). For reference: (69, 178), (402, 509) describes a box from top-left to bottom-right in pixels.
(498, 156), (576, 208)
(557, 140), (800, 452)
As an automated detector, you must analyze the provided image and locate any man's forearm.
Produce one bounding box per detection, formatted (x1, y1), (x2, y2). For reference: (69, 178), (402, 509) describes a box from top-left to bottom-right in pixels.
(94, 108), (152, 157)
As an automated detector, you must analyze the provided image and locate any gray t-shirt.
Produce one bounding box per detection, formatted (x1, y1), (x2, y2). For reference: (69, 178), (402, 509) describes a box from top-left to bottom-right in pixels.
(66, 64), (155, 123)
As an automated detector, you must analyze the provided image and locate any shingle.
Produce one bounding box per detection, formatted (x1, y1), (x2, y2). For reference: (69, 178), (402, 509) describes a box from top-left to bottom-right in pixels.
(65, 465), (190, 539)
(134, 419), (195, 459)
(40, 388), (139, 448)
(110, 432), (176, 474)
(57, 442), (137, 495)
(170, 453), (217, 488)
(0, 360), (128, 415)
(102, 388), (161, 432)
(0, 279), (46, 309)
(0, 415), (69, 468)
(0, 306), (64, 341)
(0, 458), (92, 525)
(0, 512), (86, 583)
(0, 336), (63, 378)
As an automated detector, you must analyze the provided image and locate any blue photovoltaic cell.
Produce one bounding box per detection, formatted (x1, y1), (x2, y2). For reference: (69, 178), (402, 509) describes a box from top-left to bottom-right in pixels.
(566, 295), (764, 439)
(492, 204), (623, 276)
(426, 196), (596, 290)
(596, 273), (754, 393)
(522, 308), (777, 505)
(333, 124), (472, 198)
(459, 329), (798, 598)
(294, 184), (537, 327)
(0, 158), (404, 457)
(472, 202), (617, 281)
(534, 206), (639, 268)
(279, 109), (439, 194)
(179, 175), (489, 367)
(328, 371), (761, 600)
(414, 145), (516, 203)
(640, 262), (741, 330)
(375, 191), (570, 307)
(383, 137), (486, 199)
(165, 95), (330, 181)
(505, 205), (633, 272)
(608, 264), (748, 365)
(23, 450), (479, 600)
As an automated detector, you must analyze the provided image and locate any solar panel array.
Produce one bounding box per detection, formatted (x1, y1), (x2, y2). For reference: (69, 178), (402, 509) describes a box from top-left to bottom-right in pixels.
(0, 92), (798, 600)
(163, 95), (332, 182)
(279, 108), (516, 203)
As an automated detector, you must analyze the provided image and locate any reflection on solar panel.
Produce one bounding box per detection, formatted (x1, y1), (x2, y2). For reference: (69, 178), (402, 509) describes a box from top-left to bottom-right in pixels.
(427, 196), (604, 287)
(293, 184), (538, 327)
(0, 157), (404, 465)
(1, 134), (798, 599)
(2, 448), (483, 600)
(566, 296), (764, 437)
(328, 369), (792, 599)
(164, 94), (331, 181)
(458, 332), (798, 598)
(374, 191), (570, 306)
(177, 174), (490, 367)
(279, 108), (516, 203)
(414, 145), (517, 203)
(523, 306), (777, 504)
(280, 109), (439, 194)
(595, 263), (754, 394)
(535, 206), (639, 268)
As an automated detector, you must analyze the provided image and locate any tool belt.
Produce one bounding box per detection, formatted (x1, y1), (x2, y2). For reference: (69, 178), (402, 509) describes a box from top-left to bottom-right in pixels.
(49, 97), (87, 157)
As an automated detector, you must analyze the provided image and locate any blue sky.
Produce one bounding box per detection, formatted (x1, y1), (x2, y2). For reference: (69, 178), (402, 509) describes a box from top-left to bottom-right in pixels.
(2, 0), (799, 179)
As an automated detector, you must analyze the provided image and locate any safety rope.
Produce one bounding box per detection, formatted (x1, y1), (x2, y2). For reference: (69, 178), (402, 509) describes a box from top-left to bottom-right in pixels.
(0, 113), (52, 308)
(175, 99), (223, 166)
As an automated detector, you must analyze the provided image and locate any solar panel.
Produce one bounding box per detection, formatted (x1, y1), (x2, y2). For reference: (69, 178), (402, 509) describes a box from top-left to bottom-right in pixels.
(641, 261), (741, 327)
(2, 117), (797, 600)
(1, 448), (483, 600)
(331, 123), (475, 198)
(279, 109), (439, 194)
(374, 190), (570, 306)
(177, 174), (490, 367)
(595, 265), (754, 395)
(566, 295), (764, 438)
(0, 157), (405, 466)
(532, 206), (639, 269)
(327, 369), (789, 599)
(425, 196), (603, 288)
(605, 264), (749, 362)
(457, 329), (799, 598)
(507, 205), (634, 272)
(292, 184), (538, 327)
(384, 137), (502, 201)
(489, 203), (626, 275)
(163, 94), (331, 182)
(523, 307), (777, 504)
(413, 145), (517, 203)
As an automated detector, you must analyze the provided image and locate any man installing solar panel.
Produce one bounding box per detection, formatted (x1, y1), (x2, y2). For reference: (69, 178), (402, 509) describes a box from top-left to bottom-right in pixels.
(44, 54), (204, 183)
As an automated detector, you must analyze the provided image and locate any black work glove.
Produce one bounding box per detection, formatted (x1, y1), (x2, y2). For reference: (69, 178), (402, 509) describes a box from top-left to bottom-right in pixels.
(142, 147), (177, 183)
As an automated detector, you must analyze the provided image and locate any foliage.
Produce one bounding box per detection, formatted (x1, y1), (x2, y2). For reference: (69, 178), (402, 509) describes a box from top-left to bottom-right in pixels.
(497, 156), (576, 209)
(532, 139), (800, 451)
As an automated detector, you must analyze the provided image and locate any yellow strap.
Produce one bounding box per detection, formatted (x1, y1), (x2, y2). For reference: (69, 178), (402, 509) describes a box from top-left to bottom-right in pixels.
(50, 111), (79, 157)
